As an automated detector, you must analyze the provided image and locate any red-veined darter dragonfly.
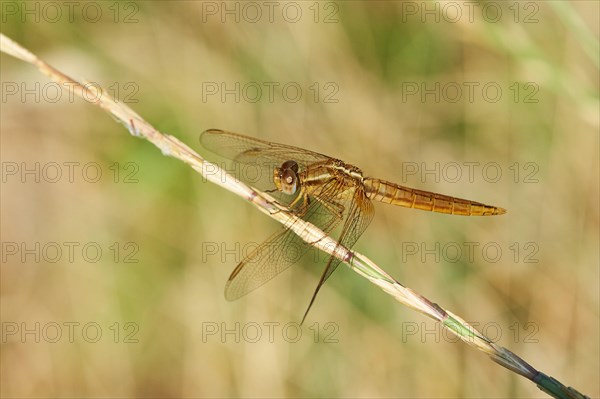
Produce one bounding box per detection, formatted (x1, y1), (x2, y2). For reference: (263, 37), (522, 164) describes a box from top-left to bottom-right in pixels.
(200, 129), (506, 322)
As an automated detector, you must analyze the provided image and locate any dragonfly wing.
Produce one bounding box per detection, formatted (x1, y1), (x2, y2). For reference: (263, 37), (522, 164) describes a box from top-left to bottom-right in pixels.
(324, 188), (375, 282)
(200, 129), (331, 168)
(301, 186), (375, 323)
(225, 227), (306, 301)
(224, 179), (345, 300)
(200, 129), (334, 195)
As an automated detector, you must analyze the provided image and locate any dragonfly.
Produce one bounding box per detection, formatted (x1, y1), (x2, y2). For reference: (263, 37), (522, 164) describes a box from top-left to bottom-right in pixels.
(200, 129), (506, 323)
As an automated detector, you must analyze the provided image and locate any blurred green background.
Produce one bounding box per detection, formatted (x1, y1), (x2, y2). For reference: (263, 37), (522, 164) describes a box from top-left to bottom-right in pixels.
(1, 1), (598, 397)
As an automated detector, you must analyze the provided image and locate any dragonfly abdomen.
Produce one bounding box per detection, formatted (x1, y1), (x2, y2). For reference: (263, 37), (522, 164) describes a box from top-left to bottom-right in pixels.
(363, 178), (506, 216)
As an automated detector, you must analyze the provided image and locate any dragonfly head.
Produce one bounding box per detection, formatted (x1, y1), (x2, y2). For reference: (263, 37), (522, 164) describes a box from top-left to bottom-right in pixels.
(274, 160), (299, 195)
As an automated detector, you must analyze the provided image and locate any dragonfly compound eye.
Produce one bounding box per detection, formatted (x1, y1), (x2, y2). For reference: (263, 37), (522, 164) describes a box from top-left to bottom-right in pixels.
(280, 169), (298, 195)
(281, 160), (299, 173)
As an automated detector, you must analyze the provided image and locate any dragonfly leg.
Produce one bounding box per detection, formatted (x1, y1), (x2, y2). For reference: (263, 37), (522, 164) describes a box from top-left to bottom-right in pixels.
(288, 191), (306, 210)
(301, 195), (315, 212)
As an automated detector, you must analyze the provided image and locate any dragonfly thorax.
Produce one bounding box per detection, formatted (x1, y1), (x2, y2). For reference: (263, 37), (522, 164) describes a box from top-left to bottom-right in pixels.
(273, 160), (299, 195)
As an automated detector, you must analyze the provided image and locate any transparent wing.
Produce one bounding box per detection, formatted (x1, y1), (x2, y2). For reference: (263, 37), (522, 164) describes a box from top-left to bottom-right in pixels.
(200, 129), (333, 193)
(224, 178), (345, 300)
(200, 129), (332, 167)
(224, 228), (307, 301)
(301, 186), (375, 323)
